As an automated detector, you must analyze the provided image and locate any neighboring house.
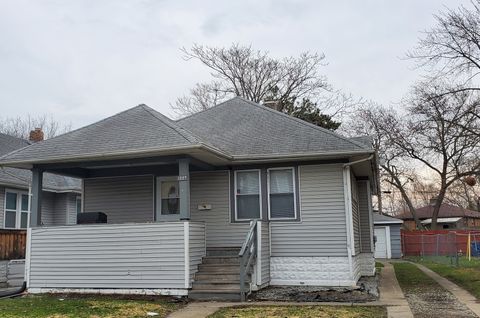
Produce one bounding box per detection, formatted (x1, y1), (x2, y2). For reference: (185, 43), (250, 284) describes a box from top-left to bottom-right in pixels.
(0, 133), (81, 229)
(0, 97), (378, 300)
(397, 199), (480, 230)
(373, 213), (403, 259)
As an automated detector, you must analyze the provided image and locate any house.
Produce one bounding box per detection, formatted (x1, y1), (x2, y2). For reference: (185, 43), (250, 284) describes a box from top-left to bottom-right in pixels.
(373, 213), (403, 259)
(0, 132), (81, 230)
(396, 199), (480, 230)
(0, 97), (378, 300)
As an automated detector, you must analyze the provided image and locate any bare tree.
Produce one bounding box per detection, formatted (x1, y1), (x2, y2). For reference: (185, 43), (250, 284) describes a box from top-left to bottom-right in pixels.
(172, 43), (359, 124)
(0, 114), (71, 140)
(348, 103), (424, 228)
(408, 0), (480, 94)
(386, 82), (480, 229)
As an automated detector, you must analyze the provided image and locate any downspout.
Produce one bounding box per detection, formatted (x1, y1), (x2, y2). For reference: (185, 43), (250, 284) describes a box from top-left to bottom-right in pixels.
(342, 155), (374, 284)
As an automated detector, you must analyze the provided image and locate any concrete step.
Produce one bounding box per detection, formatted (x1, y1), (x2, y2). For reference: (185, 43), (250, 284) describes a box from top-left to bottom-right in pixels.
(206, 247), (240, 257)
(197, 263), (240, 273)
(202, 256), (240, 264)
(188, 290), (241, 301)
(194, 273), (244, 282)
(192, 281), (248, 291)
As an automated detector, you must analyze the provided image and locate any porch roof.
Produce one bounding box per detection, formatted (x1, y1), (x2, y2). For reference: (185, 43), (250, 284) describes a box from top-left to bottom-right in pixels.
(0, 97), (374, 169)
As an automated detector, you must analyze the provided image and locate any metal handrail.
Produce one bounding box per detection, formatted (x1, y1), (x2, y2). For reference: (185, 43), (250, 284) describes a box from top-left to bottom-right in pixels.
(238, 220), (258, 302)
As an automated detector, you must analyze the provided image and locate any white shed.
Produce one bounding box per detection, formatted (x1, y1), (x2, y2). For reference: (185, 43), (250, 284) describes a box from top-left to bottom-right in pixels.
(373, 213), (403, 259)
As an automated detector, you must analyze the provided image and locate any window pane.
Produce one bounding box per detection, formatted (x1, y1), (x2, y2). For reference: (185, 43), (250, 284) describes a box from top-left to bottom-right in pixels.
(6, 192), (17, 210)
(21, 194), (29, 211)
(237, 195), (260, 219)
(236, 171), (259, 195)
(270, 193), (295, 219)
(5, 211), (16, 228)
(270, 169), (293, 194)
(20, 212), (28, 228)
(161, 181), (179, 198)
(161, 198), (180, 215)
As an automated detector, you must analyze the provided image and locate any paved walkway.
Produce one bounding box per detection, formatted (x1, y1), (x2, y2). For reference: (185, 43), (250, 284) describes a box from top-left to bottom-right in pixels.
(378, 261), (414, 318)
(413, 262), (480, 317)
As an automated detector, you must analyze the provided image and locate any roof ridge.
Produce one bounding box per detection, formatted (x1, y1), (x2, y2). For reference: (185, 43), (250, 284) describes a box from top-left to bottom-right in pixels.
(141, 105), (201, 144)
(235, 97), (370, 150)
(0, 132), (31, 145)
(176, 96), (242, 122)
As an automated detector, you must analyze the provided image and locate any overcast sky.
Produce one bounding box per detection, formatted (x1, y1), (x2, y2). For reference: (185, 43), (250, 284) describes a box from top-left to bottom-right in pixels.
(0, 0), (471, 128)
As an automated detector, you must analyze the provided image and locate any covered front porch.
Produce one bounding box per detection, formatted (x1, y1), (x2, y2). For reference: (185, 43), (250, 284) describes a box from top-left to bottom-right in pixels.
(25, 155), (269, 300)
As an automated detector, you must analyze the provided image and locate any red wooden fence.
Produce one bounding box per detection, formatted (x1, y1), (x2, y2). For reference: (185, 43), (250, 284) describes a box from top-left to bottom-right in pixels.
(0, 229), (26, 260)
(401, 230), (480, 256)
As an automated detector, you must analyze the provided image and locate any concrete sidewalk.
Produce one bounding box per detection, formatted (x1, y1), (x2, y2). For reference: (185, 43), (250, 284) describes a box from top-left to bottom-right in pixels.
(378, 261), (414, 318)
(414, 262), (480, 317)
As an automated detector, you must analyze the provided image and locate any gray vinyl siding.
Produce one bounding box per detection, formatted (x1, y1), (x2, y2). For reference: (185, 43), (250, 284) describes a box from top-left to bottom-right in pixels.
(189, 222), (206, 285)
(28, 222), (189, 289)
(40, 192), (56, 226)
(270, 164), (348, 257)
(190, 171), (249, 247)
(66, 193), (78, 225)
(260, 221), (270, 285)
(351, 175), (361, 255)
(83, 176), (154, 224)
(390, 224), (402, 258)
(358, 181), (372, 252)
(0, 186), (4, 227)
(52, 193), (67, 225)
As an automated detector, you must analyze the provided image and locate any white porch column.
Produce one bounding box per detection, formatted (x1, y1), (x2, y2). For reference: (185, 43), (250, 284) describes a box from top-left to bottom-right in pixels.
(30, 168), (43, 227)
(178, 159), (190, 220)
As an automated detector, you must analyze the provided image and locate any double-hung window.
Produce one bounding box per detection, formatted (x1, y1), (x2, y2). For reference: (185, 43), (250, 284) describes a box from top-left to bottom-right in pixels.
(235, 170), (261, 220)
(4, 190), (29, 229)
(268, 168), (296, 220)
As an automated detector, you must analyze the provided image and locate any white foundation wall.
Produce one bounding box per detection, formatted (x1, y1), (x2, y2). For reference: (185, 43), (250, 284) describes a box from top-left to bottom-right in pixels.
(270, 257), (356, 287)
(352, 253), (375, 281)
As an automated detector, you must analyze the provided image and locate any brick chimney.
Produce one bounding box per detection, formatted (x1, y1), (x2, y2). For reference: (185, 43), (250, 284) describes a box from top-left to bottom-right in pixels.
(263, 100), (281, 111)
(29, 128), (44, 142)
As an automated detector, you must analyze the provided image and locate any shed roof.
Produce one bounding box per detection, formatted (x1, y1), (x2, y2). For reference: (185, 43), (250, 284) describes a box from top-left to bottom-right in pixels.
(373, 213), (403, 225)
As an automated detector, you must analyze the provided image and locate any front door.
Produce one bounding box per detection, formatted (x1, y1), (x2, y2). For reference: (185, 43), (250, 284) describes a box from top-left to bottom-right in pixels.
(156, 177), (181, 221)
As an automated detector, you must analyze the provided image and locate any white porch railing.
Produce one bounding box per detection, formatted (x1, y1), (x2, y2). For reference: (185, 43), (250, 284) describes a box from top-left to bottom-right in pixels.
(25, 221), (205, 295)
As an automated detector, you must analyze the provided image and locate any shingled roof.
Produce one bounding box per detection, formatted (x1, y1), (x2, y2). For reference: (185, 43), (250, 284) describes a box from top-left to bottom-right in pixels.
(0, 133), (80, 192)
(0, 133), (30, 157)
(0, 97), (373, 166)
(396, 203), (480, 220)
(177, 97), (370, 157)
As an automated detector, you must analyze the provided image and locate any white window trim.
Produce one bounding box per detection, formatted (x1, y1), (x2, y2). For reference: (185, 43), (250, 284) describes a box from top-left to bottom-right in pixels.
(234, 169), (262, 221)
(155, 176), (181, 221)
(4, 188), (29, 229)
(267, 167), (297, 220)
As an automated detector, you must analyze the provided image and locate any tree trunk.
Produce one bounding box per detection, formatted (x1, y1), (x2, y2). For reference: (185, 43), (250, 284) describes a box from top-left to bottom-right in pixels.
(431, 186), (447, 230)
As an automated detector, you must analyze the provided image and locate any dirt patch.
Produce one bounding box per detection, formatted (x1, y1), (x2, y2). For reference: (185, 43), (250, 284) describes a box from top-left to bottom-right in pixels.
(251, 276), (379, 302)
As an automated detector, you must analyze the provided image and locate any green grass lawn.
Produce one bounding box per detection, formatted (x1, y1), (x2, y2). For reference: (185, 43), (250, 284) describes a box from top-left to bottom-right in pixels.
(393, 262), (438, 290)
(208, 305), (387, 318)
(0, 294), (182, 318)
(375, 261), (384, 273)
(410, 258), (480, 299)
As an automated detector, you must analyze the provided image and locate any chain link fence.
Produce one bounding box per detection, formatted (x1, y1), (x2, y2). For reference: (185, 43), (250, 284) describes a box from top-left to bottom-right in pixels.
(402, 230), (480, 267)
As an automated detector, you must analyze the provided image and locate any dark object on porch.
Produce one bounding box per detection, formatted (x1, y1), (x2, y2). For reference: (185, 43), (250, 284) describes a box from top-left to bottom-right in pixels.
(77, 212), (108, 224)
